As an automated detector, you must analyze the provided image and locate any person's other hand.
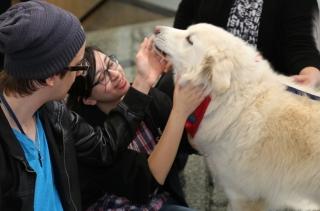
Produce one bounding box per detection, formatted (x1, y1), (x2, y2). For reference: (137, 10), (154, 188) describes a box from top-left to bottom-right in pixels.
(135, 37), (169, 87)
(292, 67), (320, 88)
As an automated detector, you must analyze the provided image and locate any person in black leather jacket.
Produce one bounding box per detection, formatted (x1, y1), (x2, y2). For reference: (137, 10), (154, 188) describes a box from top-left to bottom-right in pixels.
(67, 43), (202, 210)
(0, 1), (206, 211)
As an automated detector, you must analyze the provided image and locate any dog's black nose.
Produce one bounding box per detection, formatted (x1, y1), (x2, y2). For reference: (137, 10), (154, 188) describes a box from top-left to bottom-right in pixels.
(154, 27), (161, 35)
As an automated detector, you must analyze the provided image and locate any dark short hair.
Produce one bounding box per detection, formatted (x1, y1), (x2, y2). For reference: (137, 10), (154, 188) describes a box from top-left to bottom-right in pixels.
(0, 70), (67, 96)
(67, 46), (105, 109)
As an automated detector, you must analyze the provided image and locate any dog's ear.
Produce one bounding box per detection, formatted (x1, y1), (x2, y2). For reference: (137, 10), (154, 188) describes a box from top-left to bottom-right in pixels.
(200, 55), (232, 94)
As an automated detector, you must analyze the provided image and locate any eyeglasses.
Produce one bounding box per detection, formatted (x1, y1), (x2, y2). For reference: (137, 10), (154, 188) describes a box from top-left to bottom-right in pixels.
(64, 58), (90, 76)
(91, 55), (119, 88)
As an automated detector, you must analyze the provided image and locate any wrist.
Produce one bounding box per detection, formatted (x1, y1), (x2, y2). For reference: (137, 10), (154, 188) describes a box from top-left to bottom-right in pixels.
(171, 107), (189, 122)
(132, 76), (152, 94)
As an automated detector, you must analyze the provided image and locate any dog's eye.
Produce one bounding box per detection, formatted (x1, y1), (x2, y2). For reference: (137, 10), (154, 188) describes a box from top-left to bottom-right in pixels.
(186, 35), (193, 45)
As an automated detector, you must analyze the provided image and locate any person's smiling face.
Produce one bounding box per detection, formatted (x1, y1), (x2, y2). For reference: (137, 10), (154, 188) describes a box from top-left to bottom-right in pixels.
(89, 50), (130, 104)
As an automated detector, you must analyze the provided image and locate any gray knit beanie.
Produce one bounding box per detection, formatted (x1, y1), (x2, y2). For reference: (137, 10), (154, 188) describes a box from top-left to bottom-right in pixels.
(0, 0), (86, 79)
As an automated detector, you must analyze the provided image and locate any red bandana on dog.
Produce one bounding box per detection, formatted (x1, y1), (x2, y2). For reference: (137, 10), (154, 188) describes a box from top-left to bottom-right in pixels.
(185, 96), (211, 137)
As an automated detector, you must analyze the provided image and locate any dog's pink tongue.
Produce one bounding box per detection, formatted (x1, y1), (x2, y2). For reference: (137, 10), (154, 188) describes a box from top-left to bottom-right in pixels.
(185, 96), (211, 138)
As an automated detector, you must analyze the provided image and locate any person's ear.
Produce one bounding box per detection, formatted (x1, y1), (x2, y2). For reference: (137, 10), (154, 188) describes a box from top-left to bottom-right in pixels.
(82, 97), (97, 105)
(46, 75), (58, 87)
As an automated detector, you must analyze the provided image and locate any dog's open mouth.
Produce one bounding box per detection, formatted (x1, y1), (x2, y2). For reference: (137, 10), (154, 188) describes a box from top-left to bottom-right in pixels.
(153, 44), (169, 59)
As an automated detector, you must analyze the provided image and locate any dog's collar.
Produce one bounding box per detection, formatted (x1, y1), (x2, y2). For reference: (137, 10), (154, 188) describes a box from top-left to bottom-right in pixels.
(185, 96), (212, 138)
(286, 85), (320, 101)
(185, 86), (319, 138)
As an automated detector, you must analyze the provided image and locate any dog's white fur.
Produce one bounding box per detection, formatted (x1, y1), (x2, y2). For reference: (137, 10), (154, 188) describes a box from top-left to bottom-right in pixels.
(154, 23), (320, 211)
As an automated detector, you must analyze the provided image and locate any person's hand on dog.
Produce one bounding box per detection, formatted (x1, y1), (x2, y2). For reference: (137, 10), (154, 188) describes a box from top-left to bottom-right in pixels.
(135, 36), (169, 88)
(172, 77), (207, 120)
(292, 67), (320, 88)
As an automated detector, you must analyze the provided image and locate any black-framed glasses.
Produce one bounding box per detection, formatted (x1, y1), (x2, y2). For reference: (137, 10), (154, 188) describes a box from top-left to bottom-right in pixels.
(64, 58), (90, 76)
(91, 55), (119, 88)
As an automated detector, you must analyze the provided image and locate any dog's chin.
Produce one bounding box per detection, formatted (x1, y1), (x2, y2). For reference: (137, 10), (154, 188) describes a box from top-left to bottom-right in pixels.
(154, 44), (171, 58)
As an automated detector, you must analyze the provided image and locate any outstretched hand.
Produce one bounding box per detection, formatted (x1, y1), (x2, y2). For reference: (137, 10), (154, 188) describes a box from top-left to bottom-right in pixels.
(135, 36), (169, 87)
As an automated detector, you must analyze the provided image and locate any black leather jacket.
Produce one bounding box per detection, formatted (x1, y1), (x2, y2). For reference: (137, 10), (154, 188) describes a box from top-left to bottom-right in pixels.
(0, 87), (151, 211)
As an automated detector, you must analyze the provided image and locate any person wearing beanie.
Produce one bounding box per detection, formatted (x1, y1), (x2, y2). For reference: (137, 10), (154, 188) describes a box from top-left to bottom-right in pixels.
(0, 1), (203, 211)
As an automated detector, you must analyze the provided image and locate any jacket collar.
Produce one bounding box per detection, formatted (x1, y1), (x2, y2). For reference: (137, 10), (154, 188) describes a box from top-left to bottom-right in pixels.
(0, 106), (27, 162)
(38, 107), (73, 210)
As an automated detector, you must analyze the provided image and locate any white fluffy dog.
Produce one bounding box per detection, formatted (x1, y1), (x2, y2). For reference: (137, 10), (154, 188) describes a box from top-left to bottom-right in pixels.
(154, 23), (320, 211)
